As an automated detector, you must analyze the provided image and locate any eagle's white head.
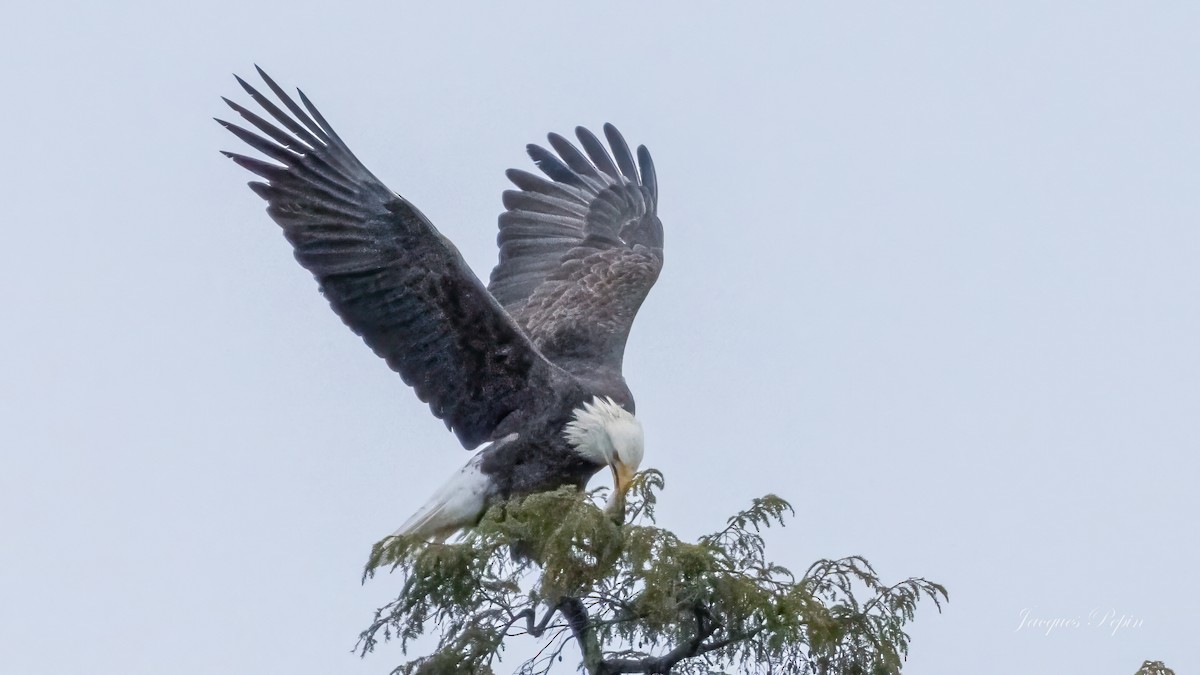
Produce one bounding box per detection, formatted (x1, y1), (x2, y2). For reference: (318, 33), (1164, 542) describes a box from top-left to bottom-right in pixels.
(564, 396), (644, 513)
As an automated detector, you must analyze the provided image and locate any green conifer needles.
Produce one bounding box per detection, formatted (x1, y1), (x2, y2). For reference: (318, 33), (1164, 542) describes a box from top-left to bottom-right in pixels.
(359, 471), (947, 675)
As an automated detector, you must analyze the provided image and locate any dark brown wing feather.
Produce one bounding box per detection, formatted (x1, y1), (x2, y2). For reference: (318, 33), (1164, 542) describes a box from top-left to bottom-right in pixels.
(218, 68), (563, 449)
(488, 124), (663, 380)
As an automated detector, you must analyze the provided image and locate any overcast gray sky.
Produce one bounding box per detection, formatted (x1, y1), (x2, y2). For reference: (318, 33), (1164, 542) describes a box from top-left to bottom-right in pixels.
(2, 2), (1196, 674)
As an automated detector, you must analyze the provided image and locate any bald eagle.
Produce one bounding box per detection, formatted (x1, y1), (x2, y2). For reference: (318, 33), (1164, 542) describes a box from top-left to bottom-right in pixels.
(218, 68), (663, 541)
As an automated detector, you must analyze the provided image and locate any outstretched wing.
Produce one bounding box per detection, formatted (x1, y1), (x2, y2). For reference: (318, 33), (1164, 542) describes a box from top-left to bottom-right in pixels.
(218, 68), (563, 449)
(488, 125), (663, 380)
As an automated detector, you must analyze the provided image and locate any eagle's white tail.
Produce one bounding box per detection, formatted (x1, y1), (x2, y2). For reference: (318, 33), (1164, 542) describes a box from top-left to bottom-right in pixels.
(392, 452), (494, 542)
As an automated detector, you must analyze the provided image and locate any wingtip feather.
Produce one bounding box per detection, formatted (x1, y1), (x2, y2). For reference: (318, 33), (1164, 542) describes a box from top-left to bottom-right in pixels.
(234, 73), (260, 99)
(637, 145), (657, 202)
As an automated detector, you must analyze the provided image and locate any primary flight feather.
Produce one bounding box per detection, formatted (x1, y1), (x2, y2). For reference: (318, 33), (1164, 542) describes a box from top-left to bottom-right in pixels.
(218, 68), (663, 540)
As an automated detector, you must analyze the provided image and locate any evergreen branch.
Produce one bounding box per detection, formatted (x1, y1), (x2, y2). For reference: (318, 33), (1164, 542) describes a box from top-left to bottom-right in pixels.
(503, 601), (563, 639)
(359, 472), (950, 675)
(596, 605), (719, 674)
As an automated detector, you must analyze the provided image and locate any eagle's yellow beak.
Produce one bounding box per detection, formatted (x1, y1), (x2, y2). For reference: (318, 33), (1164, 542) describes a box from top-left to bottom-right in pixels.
(606, 460), (636, 518)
